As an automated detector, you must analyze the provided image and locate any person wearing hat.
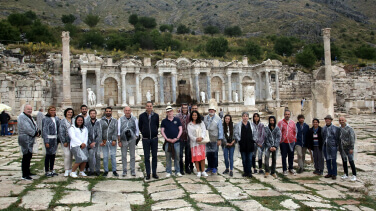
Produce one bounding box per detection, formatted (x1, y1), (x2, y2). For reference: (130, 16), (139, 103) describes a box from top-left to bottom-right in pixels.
(204, 106), (224, 174)
(322, 114), (340, 180)
(161, 105), (183, 177)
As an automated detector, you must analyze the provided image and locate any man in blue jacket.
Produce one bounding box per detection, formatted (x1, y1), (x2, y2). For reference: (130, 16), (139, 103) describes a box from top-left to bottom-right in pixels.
(295, 114), (309, 173)
(139, 101), (160, 180)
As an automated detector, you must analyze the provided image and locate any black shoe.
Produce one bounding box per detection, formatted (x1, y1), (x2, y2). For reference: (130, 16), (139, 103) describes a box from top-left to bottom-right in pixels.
(297, 168), (303, 174)
(22, 176), (33, 180)
(88, 172), (94, 176)
(95, 172), (101, 176)
(103, 171), (108, 177)
(185, 168), (191, 174)
(29, 173), (37, 176)
(180, 171), (185, 175)
(242, 173), (249, 177)
(190, 168), (194, 174)
(259, 169), (264, 174)
(152, 174), (159, 179)
(254, 169), (258, 174)
(248, 173), (253, 178)
(146, 174), (151, 180)
(113, 171), (119, 177)
(229, 171), (233, 177)
(45, 172), (53, 177)
(223, 169), (229, 174)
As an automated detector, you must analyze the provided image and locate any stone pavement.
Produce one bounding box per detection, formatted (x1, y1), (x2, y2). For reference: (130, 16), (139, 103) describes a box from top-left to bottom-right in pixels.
(0, 114), (375, 210)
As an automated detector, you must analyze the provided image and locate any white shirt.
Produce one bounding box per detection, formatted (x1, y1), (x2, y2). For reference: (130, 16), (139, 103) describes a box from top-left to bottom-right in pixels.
(68, 125), (88, 149)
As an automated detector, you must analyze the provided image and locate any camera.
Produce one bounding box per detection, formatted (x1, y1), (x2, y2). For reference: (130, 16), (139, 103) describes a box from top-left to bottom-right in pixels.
(125, 130), (132, 141)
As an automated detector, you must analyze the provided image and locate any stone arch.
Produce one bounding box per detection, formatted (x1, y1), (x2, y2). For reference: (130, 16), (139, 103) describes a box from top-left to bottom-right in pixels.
(100, 75), (121, 86)
(176, 57), (191, 68)
(211, 76), (223, 102)
(103, 77), (119, 106)
(141, 77), (156, 103)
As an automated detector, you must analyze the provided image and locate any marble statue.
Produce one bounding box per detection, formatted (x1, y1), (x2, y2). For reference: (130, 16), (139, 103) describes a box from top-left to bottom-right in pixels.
(234, 92), (239, 103)
(200, 91), (206, 103)
(146, 90), (151, 102)
(87, 88), (96, 107)
(244, 86), (255, 106)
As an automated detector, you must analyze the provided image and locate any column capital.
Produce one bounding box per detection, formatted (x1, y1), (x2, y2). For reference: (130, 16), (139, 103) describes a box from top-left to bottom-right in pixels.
(226, 72), (232, 77)
(121, 71), (127, 76)
(159, 72), (164, 77)
(194, 72), (199, 76)
(81, 69), (87, 75)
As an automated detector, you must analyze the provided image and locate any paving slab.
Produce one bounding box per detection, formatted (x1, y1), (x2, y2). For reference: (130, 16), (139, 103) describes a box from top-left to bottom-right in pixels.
(21, 189), (54, 210)
(215, 185), (248, 200)
(150, 189), (185, 201)
(92, 180), (143, 193)
(316, 189), (346, 199)
(147, 178), (175, 188)
(245, 189), (281, 197)
(71, 203), (131, 211)
(197, 203), (236, 211)
(270, 182), (309, 192)
(283, 193), (328, 202)
(0, 182), (25, 196)
(58, 191), (91, 204)
(66, 180), (90, 191)
(301, 201), (334, 209)
(180, 183), (212, 194)
(147, 184), (178, 194)
(151, 199), (191, 211)
(280, 199), (300, 210)
(190, 194), (225, 203)
(0, 197), (18, 209)
(230, 200), (271, 211)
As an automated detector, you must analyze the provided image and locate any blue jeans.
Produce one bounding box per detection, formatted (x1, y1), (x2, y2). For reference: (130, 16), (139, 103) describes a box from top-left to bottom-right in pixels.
(241, 151), (253, 175)
(1, 124), (8, 136)
(102, 141), (117, 172)
(323, 144), (337, 176)
(142, 138), (158, 175)
(165, 142), (180, 174)
(207, 150), (218, 169)
(223, 146), (235, 170)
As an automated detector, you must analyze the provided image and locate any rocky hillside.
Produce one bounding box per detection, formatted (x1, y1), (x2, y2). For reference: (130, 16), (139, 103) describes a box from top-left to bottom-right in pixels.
(1, 0), (376, 41)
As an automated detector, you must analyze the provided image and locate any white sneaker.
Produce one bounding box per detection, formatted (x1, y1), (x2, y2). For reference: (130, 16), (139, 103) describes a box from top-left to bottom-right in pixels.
(64, 170), (69, 177)
(341, 175), (348, 179)
(70, 172), (78, 178)
(79, 171), (87, 177)
(197, 172), (201, 177)
(176, 173), (183, 177)
(201, 171), (208, 177)
(289, 169), (296, 176)
(68, 169), (72, 174)
(350, 175), (357, 182)
(166, 173), (171, 178)
(283, 171), (288, 176)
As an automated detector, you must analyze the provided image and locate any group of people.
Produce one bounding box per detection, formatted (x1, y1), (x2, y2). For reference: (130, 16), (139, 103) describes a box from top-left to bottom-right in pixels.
(17, 103), (357, 182)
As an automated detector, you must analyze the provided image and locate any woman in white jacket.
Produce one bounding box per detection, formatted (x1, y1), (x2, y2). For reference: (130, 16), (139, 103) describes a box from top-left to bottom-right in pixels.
(187, 111), (208, 177)
(68, 115), (89, 178)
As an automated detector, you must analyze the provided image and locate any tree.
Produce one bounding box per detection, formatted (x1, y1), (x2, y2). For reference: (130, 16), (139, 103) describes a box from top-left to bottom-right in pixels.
(7, 13), (32, 27)
(160, 24), (173, 32)
(0, 20), (21, 44)
(61, 14), (76, 24)
(177, 24), (190, 34)
(106, 33), (131, 51)
(204, 26), (219, 36)
(296, 47), (316, 68)
(24, 11), (37, 20)
(206, 37), (228, 57)
(224, 26), (242, 37)
(79, 31), (105, 48)
(84, 14), (100, 28)
(245, 41), (261, 59)
(128, 14), (138, 26)
(274, 36), (293, 56)
(354, 45), (376, 60)
(138, 16), (157, 29)
(26, 20), (55, 43)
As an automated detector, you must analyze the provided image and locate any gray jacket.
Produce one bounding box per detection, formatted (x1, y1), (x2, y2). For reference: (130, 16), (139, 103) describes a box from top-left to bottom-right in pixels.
(59, 118), (74, 144)
(42, 116), (60, 155)
(18, 113), (38, 155)
(264, 126), (282, 149)
(85, 118), (102, 146)
(100, 116), (118, 142)
(339, 124), (356, 150)
(118, 115), (139, 142)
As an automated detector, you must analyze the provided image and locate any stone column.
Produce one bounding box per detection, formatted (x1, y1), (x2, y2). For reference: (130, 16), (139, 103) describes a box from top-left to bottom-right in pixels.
(265, 71), (271, 100)
(207, 74), (211, 100)
(61, 31), (72, 108)
(154, 80), (159, 103)
(136, 72), (141, 105)
(171, 73), (177, 104)
(194, 73), (200, 102)
(159, 73), (164, 104)
(257, 73), (262, 100)
(121, 72), (127, 106)
(81, 69), (87, 105)
(222, 84), (226, 102)
(238, 74), (243, 102)
(95, 69), (102, 106)
(323, 28), (332, 81)
(275, 71), (280, 100)
(227, 72), (232, 102)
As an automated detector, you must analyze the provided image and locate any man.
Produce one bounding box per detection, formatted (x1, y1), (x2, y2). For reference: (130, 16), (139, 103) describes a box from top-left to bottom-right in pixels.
(204, 106), (224, 174)
(100, 107), (118, 177)
(338, 116), (357, 181)
(161, 105), (183, 177)
(18, 105), (40, 180)
(295, 114), (309, 173)
(85, 109), (102, 176)
(0, 111), (11, 136)
(191, 104), (204, 121)
(322, 115), (340, 180)
(139, 101), (160, 180)
(219, 108), (224, 119)
(118, 106), (139, 177)
(79, 105), (90, 123)
(277, 110), (297, 176)
(176, 103), (193, 175)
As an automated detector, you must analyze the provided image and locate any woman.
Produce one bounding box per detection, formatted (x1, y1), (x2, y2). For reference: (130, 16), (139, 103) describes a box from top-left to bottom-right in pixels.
(251, 113), (265, 174)
(222, 114), (235, 177)
(306, 118), (324, 175)
(187, 111), (209, 178)
(59, 108), (75, 177)
(264, 116), (281, 178)
(68, 115), (89, 178)
(42, 106), (60, 177)
(234, 112), (254, 178)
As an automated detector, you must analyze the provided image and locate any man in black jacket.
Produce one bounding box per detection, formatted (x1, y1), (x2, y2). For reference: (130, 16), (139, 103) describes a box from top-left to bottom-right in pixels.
(0, 111), (10, 136)
(139, 101), (160, 180)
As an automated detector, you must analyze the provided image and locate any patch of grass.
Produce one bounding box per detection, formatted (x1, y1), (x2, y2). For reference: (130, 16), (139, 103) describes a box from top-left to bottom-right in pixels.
(253, 195), (291, 210)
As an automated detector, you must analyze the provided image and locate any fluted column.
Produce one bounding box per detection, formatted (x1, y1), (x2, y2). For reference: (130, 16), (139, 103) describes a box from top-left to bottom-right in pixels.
(61, 31), (72, 108)
(95, 69), (102, 106)
(227, 72), (232, 102)
(257, 73), (262, 100)
(207, 74), (211, 100)
(222, 84), (226, 102)
(171, 73), (177, 104)
(275, 71), (280, 101)
(238, 74), (243, 102)
(194, 73), (200, 102)
(154, 80), (159, 103)
(81, 69), (87, 105)
(323, 28), (332, 81)
(121, 72), (127, 106)
(136, 72), (141, 105)
(159, 73), (164, 104)
(265, 71), (271, 100)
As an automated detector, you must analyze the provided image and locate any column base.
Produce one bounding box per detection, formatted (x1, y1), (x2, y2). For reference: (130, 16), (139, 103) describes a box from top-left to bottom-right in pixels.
(122, 103), (128, 107)
(95, 104), (103, 108)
